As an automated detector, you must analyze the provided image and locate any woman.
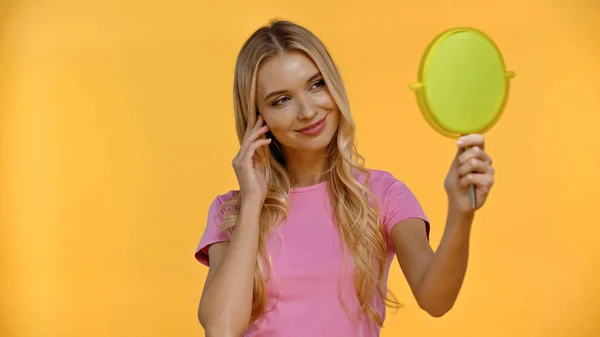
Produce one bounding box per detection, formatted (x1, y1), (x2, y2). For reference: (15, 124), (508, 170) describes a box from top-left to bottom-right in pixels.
(194, 20), (495, 337)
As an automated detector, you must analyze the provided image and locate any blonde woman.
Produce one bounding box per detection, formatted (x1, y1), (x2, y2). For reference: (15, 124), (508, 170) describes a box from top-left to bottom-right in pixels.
(194, 19), (495, 337)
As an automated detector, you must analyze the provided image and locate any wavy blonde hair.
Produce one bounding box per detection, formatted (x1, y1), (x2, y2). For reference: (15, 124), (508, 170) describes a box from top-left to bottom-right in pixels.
(219, 19), (399, 327)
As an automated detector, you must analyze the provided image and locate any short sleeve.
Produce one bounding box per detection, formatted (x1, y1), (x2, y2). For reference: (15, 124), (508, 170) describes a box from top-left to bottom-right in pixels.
(194, 195), (231, 266)
(381, 177), (430, 241)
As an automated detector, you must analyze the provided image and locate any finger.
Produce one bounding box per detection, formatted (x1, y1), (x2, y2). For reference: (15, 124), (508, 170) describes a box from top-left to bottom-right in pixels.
(456, 134), (485, 150)
(235, 124), (264, 167)
(241, 125), (269, 152)
(458, 158), (495, 176)
(251, 114), (264, 133)
(241, 118), (269, 150)
(459, 172), (494, 190)
(250, 123), (270, 141)
(242, 138), (272, 163)
(457, 145), (492, 165)
(243, 138), (271, 164)
(243, 114), (263, 140)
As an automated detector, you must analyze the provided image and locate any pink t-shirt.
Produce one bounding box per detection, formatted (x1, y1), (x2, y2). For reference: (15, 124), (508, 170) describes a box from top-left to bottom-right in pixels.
(195, 169), (429, 337)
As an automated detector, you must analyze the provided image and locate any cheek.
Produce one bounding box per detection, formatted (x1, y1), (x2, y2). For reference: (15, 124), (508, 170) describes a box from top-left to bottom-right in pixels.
(316, 91), (340, 127)
(262, 110), (294, 137)
(314, 91), (336, 109)
(329, 109), (341, 132)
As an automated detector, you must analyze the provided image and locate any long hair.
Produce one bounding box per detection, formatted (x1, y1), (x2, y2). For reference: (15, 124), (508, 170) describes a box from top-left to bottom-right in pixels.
(219, 19), (399, 327)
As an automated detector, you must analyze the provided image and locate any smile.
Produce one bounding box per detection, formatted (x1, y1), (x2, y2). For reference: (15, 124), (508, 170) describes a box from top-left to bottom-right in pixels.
(295, 116), (327, 136)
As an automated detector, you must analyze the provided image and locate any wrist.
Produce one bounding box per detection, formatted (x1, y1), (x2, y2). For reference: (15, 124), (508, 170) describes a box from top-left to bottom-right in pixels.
(240, 197), (263, 215)
(447, 202), (475, 227)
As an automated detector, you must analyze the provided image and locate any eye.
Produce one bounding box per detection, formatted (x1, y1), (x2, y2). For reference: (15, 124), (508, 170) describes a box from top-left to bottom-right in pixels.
(272, 96), (290, 107)
(311, 79), (326, 90)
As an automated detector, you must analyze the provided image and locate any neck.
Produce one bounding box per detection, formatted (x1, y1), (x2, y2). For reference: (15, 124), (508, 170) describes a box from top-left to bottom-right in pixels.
(283, 148), (328, 188)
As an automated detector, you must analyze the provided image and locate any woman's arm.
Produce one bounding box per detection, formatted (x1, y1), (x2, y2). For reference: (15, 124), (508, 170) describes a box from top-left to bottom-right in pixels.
(391, 134), (494, 317)
(391, 210), (473, 317)
(198, 200), (262, 337)
(199, 114), (272, 336)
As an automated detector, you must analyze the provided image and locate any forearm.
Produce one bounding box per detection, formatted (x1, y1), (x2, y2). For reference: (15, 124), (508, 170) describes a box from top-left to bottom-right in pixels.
(199, 200), (262, 336)
(416, 205), (474, 316)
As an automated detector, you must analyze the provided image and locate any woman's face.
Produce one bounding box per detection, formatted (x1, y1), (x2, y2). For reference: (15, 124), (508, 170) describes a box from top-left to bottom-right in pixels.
(255, 50), (340, 154)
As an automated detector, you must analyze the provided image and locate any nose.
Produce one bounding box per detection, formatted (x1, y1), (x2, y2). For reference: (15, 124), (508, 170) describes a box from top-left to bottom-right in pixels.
(296, 94), (318, 120)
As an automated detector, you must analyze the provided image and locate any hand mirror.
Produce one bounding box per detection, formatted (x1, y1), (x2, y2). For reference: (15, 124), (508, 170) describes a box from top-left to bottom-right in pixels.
(410, 27), (515, 208)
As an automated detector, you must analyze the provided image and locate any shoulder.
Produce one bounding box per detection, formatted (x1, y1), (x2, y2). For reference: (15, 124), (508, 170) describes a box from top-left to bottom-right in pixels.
(360, 167), (424, 216)
(360, 168), (429, 237)
(206, 189), (239, 221)
(195, 189), (239, 266)
(360, 168), (409, 197)
(212, 189), (238, 205)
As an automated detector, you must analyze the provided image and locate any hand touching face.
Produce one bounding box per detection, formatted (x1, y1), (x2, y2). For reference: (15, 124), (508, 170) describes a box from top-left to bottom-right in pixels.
(255, 50), (340, 155)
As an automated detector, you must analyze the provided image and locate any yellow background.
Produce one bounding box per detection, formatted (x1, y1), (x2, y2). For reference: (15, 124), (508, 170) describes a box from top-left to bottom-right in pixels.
(2, 0), (599, 336)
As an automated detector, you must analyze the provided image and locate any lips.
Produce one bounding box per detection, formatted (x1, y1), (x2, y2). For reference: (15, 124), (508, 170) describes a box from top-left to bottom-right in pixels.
(296, 116), (327, 132)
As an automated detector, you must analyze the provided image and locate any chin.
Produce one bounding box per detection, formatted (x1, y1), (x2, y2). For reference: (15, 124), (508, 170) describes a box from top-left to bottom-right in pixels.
(294, 131), (337, 152)
(302, 139), (333, 151)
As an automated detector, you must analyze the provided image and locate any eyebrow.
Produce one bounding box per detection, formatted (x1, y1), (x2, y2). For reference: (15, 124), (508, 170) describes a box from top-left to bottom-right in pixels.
(262, 72), (323, 101)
